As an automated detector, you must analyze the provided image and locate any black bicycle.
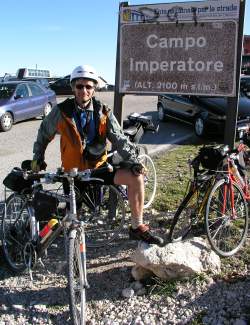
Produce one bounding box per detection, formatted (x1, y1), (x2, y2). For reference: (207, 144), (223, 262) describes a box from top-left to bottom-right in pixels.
(1, 164), (116, 325)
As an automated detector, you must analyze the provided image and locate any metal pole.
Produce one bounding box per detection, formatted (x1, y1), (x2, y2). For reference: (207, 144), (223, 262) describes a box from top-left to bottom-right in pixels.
(224, 0), (245, 148)
(113, 2), (128, 126)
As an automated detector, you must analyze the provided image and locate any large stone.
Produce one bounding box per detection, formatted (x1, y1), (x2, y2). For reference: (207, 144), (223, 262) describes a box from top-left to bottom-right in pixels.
(131, 237), (221, 281)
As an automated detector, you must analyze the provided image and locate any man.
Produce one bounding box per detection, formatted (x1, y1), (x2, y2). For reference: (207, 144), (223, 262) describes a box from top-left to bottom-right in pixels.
(32, 65), (163, 246)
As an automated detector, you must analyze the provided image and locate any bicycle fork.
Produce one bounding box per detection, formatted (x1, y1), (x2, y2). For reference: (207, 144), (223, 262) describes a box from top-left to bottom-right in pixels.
(222, 179), (236, 220)
(69, 228), (89, 289)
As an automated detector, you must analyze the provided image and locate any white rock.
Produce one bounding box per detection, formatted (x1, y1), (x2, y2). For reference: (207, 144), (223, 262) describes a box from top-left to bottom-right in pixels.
(131, 237), (221, 280)
(12, 305), (24, 311)
(121, 288), (135, 298)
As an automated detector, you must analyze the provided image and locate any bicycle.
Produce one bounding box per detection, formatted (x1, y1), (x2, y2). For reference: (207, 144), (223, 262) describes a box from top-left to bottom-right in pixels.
(169, 143), (249, 257)
(83, 150), (157, 248)
(1, 164), (115, 325)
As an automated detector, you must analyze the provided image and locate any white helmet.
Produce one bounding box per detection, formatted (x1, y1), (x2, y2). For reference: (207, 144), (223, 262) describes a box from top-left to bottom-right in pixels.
(70, 65), (99, 85)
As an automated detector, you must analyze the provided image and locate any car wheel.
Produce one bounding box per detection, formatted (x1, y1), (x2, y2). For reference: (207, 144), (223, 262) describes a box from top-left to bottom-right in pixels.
(0, 112), (13, 132)
(158, 105), (167, 122)
(194, 116), (206, 137)
(43, 103), (52, 118)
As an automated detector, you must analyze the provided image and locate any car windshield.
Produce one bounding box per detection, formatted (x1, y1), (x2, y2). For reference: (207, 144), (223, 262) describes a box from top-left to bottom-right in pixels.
(0, 84), (16, 98)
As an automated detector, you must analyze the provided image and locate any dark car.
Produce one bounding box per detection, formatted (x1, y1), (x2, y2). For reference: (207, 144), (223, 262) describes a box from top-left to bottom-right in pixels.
(240, 75), (250, 98)
(157, 93), (250, 137)
(50, 75), (72, 95)
(0, 81), (57, 132)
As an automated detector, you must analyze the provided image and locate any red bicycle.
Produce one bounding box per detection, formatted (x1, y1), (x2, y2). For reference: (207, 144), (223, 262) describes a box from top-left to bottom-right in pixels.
(205, 124), (250, 257)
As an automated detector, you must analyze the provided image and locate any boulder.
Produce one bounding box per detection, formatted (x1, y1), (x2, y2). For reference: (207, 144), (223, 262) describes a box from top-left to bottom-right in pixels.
(131, 237), (221, 281)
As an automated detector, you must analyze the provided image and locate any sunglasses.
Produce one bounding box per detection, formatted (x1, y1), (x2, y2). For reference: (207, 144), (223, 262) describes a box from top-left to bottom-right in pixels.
(75, 84), (95, 90)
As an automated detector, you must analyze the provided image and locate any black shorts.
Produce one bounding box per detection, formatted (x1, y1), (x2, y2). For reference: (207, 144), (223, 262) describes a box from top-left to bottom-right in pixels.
(63, 164), (117, 208)
(91, 163), (117, 185)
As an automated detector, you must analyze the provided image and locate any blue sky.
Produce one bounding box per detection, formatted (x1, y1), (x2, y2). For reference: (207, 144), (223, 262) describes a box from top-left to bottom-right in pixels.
(0, 0), (249, 83)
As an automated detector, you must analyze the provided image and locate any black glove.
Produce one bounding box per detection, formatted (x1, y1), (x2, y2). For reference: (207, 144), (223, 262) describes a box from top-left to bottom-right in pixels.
(30, 159), (47, 172)
(119, 160), (145, 176)
(130, 162), (145, 176)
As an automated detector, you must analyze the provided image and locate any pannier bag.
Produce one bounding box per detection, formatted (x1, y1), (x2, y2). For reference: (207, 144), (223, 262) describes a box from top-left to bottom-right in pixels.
(3, 168), (33, 193)
(33, 191), (58, 222)
(199, 146), (226, 170)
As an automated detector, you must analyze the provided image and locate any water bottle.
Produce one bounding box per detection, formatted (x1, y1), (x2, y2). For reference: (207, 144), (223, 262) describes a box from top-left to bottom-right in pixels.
(39, 218), (58, 244)
(30, 215), (37, 241)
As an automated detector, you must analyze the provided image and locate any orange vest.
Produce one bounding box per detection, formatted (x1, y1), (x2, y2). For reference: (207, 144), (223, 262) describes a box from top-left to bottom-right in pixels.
(56, 98), (108, 172)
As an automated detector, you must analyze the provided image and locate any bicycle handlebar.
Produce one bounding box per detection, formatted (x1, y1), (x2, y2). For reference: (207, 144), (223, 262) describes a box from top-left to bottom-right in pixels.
(13, 164), (114, 184)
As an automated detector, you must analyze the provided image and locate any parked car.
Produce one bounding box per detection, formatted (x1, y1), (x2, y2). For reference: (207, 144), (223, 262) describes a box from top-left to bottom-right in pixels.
(240, 75), (250, 98)
(1, 76), (51, 89)
(0, 81), (57, 132)
(157, 93), (250, 137)
(50, 75), (109, 94)
(107, 84), (115, 91)
(49, 75), (72, 95)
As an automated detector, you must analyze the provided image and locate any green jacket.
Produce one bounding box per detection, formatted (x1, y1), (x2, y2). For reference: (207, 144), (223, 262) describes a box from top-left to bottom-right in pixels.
(33, 97), (138, 171)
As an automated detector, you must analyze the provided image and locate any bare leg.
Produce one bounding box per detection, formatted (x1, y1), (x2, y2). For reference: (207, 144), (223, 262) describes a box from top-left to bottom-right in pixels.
(114, 168), (144, 225)
(114, 168), (164, 246)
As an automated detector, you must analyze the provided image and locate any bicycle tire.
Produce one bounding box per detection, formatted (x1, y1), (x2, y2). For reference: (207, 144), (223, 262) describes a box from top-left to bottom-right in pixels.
(78, 184), (126, 248)
(205, 179), (248, 257)
(138, 154), (157, 209)
(68, 229), (86, 325)
(169, 190), (196, 242)
(1, 193), (31, 273)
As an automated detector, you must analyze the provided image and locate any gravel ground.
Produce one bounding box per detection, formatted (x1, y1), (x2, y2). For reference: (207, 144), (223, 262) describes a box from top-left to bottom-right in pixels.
(0, 209), (249, 325)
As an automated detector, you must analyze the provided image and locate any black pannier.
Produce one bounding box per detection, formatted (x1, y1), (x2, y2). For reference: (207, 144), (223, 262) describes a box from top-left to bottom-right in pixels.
(199, 146), (226, 170)
(3, 168), (33, 193)
(33, 191), (59, 222)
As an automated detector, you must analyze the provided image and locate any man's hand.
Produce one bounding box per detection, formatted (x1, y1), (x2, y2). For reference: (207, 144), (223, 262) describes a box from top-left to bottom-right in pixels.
(31, 160), (47, 172)
(130, 162), (145, 176)
(119, 160), (146, 176)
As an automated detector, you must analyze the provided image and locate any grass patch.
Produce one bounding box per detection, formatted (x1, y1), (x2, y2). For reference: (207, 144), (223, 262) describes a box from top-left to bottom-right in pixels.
(152, 143), (204, 211)
(149, 273), (207, 297)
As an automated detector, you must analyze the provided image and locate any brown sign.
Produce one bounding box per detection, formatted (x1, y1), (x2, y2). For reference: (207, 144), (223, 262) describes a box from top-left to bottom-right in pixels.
(120, 21), (237, 96)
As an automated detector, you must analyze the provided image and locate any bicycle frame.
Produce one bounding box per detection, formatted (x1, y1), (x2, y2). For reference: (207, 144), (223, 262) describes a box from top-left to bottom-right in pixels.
(226, 153), (250, 201)
(188, 173), (217, 222)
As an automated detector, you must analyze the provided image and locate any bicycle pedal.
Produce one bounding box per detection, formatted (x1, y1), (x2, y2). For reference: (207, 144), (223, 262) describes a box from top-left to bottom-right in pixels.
(38, 258), (45, 267)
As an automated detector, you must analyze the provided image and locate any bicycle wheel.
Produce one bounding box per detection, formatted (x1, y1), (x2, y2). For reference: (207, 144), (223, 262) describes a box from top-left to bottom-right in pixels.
(1, 193), (31, 273)
(169, 190), (197, 242)
(78, 184), (126, 247)
(68, 229), (86, 325)
(205, 179), (248, 257)
(138, 154), (157, 209)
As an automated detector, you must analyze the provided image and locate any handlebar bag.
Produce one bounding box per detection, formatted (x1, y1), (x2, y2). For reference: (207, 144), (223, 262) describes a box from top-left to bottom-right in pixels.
(85, 142), (106, 161)
(3, 168), (33, 193)
(33, 191), (58, 222)
(199, 146), (226, 170)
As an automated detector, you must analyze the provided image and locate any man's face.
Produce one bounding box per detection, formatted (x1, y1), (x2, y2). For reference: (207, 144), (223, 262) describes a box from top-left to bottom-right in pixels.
(73, 79), (96, 106)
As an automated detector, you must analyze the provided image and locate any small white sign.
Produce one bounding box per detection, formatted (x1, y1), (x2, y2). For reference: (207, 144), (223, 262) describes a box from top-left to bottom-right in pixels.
(121, 0), (240, 24)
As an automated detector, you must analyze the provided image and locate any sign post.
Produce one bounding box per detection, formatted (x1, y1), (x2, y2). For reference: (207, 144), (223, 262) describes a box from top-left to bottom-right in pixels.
(115, 0), (243, 145)
(113, 2), (128, 125)
(224, 0), (245, 148)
